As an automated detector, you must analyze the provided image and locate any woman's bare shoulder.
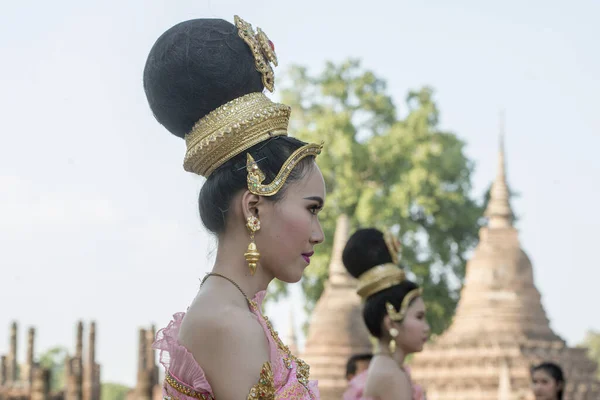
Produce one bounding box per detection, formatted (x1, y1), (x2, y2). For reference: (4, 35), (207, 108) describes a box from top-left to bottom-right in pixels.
(178, 301), (271, 399)
(365, 362), (411, 400)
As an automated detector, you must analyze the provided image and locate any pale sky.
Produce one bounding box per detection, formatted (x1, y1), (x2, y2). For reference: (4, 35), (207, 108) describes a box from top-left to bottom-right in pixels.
(1, 0), (598, 387)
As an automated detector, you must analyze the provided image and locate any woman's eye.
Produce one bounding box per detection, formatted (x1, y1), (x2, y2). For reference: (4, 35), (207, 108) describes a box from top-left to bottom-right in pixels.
(309, 205), (321, 215)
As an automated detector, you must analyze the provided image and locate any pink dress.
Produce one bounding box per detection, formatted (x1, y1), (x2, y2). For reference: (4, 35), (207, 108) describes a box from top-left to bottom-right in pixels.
(342, 368), (425, 400)
(153, 291), (319, 400)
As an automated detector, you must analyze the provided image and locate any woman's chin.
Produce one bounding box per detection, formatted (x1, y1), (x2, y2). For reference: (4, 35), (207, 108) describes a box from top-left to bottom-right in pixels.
(275, 265), (305, 284)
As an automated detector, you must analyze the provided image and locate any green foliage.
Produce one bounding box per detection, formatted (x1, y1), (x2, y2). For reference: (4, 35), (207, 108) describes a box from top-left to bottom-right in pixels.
(38, 346), (68, 391)
(101, 382), (131, 400)
(579, 330), (600, 379)
(267, 59), (483, 335)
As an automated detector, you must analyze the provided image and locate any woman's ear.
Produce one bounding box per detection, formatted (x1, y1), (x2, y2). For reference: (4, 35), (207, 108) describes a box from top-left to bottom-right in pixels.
(382, 315), (394, 334)
(240, 189), (261, 220)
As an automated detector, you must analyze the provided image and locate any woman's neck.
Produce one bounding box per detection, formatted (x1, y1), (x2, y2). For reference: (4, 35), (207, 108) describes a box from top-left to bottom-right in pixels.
(208, 234), (274, 300)
(375, 339), (407, 367)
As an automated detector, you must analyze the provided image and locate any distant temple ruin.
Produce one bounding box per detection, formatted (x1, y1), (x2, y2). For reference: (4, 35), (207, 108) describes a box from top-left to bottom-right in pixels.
(0, 321), (100, 400)
(408, 134), (600, 399)
(125, 326), (161, 400)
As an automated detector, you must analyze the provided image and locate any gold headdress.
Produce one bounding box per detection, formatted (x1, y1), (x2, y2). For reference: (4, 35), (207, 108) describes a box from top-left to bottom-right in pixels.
(356, 229), (422, 322)
(182, 15), (324, 190)
(356, 263), (406, 300)
(184, 92), (290, 177)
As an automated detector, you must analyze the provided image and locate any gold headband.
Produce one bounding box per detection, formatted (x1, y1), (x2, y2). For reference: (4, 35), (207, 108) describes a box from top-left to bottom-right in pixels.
(247, 142), (323, 196)
(183, 92), (290, 177)
(386, 288), (423, 322)
(357, 263), (406, 299)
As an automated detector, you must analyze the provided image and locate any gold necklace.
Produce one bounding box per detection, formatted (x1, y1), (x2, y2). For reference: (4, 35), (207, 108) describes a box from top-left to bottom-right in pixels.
(200, 272), (258, 308)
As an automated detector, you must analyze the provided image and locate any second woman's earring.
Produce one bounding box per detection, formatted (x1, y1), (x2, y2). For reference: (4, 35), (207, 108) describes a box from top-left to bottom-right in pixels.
(389, 327), (399, 353)
(244, 215), (261, 275)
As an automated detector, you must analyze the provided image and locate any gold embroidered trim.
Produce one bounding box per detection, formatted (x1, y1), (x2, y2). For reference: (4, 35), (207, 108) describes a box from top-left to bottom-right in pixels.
(165, 372), (214, 399)
(247, 362), (275, 399)
(262, 315), (313, 396)
(246, 142), (323, 196)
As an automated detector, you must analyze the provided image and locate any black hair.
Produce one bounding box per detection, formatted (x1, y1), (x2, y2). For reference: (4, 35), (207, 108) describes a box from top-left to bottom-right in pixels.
(532, 362), (565, 400)
(143, 18), (314, 234)
(342, 228), (420, 338)
(345, 353), (373, 378)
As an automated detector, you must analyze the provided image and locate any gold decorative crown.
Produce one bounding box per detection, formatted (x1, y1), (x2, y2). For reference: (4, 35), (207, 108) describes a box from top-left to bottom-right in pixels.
(385, 288), (423, 322)
(357, 263), (406, 300)
(247, 142), (323, 196)
(184, 92), (290, 177)
(383, 229), (401, 265)
(234, 15), (278, 92)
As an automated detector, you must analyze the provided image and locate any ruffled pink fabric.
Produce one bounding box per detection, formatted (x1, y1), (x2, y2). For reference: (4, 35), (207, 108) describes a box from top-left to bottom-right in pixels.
(153, 312), (214, 397)
(152, 290), (319, 399)
(343, 370), (372, 400)
(342, 368), (425, 400)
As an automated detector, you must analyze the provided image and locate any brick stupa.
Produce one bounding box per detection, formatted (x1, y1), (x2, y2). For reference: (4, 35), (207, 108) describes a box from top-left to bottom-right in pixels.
(409, 132), (600, 400)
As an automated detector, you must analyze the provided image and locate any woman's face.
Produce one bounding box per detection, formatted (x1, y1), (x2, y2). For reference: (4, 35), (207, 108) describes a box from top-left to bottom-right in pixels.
(532, 369), (561, 400)
(256, 163), (326, 283)
(396, 297), (430, 354)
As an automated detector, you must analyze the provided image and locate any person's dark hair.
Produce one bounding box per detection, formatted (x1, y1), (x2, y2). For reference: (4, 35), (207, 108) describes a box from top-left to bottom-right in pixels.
(143, 18), (314, 234)
(532, 362), (565, 400)
(342, 228), (420, 338)
(345, 353), (373, 378)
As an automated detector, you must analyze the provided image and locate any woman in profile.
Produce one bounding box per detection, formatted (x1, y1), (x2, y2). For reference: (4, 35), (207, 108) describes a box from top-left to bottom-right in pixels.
(143, 14), (326, 399)
(531, 362), (565, 400)
(342, 228), (429, 400)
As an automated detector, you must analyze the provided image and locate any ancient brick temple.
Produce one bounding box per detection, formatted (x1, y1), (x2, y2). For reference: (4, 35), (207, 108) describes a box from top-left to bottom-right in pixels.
(301, 214), (373, 400)
(409, 135), (600, 399)
(125, 326), (161, 400)
(0, 321), (100, 400)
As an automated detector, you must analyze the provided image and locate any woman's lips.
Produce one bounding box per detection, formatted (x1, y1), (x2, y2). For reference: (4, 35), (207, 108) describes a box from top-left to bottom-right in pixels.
(302, 251), (314, 264)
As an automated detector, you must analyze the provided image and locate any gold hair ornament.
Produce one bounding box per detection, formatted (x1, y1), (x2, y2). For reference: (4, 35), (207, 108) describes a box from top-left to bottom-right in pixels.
(246, 142), (323, 196)
(385, 288), (423, 322)
(184, 92), (290, 177)
(234, 15), (277, 92)
(357, 263), (406, 299)
(383, 229), (401, 265)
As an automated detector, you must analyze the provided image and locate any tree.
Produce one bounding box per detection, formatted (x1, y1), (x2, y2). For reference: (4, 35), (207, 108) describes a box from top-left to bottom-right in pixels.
(268, 59), (483, 335)
(38, 346), (68, 392)
(579, 330), (600, 379)
(101, 383), (130, 400)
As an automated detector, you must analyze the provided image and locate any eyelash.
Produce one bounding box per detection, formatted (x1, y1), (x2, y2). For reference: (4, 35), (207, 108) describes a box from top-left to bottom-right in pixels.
(309, 205), (322, 215)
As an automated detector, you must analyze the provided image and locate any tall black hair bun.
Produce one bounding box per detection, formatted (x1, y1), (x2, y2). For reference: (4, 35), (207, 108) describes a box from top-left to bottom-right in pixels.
(143, 18), (264, 139)
(342, 228), (393, 279)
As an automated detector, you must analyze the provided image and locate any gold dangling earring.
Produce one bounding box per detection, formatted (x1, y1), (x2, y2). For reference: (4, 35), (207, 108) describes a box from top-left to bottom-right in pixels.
(244, 215), (261, 275)
(389, 327), (399, 353)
